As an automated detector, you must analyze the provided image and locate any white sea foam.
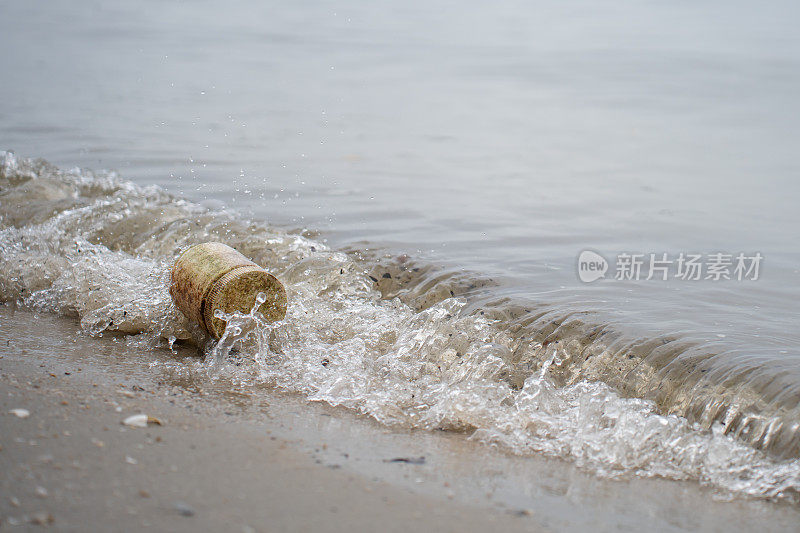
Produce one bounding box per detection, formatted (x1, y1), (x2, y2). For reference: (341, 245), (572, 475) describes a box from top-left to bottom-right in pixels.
(209, 292), (800, 502)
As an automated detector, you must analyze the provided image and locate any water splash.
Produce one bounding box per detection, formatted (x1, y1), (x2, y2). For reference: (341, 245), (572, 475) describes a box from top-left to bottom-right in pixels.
(1, 151), (799, 501)
(200, 296), (800, 502)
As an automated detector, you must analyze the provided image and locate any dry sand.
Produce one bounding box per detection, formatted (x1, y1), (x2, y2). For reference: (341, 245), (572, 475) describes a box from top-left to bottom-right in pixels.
(1, 305), (798, 532)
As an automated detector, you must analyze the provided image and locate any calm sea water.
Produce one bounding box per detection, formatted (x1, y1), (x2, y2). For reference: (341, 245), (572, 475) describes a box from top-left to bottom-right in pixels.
(2, 0), (800, 497)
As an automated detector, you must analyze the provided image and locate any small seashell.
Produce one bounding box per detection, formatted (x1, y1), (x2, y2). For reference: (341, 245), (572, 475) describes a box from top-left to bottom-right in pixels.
(123, 414), (147, 427)
(9, 408), (30, 418)
(122, 414), (162, 428)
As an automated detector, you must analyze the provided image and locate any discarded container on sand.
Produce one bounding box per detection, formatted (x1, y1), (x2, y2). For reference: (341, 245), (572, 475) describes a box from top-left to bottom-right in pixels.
(169, 242), (287, 338)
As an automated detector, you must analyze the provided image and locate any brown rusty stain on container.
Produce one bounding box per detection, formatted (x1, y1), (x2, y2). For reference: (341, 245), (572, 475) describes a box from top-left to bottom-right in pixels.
(169, 242), (287, 338)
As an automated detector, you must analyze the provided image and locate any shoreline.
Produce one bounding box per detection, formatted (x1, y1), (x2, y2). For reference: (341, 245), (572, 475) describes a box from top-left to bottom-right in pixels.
(1, 305), (798, 531)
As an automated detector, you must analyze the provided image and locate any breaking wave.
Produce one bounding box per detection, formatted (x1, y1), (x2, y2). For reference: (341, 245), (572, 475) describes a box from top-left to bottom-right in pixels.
(1, 151), (798, 502)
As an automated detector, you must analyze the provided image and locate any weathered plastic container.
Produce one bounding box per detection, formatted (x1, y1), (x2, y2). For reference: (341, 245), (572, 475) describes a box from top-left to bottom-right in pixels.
(169, 242), (287, 338)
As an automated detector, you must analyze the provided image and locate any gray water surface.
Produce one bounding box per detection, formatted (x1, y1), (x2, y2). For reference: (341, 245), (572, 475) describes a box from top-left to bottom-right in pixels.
(2, 0), (800, 450)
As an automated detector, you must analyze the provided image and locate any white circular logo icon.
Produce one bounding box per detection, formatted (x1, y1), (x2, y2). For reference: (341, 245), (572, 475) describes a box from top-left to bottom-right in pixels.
(577, 250), (608, 283)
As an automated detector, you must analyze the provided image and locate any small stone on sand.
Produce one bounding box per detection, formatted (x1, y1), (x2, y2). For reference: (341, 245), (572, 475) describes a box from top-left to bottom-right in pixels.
(172, 501), (195, 516)
(29, 512), (55, 525)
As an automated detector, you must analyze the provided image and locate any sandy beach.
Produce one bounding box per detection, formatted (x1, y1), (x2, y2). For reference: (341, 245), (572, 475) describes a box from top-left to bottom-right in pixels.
(3, 0), (800, 529)
(0, 307), (536, 532)
(1, 305), (798, 532)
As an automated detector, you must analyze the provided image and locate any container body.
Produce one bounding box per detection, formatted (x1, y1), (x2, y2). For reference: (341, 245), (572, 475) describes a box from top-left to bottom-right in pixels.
(169, 242), (287, 338)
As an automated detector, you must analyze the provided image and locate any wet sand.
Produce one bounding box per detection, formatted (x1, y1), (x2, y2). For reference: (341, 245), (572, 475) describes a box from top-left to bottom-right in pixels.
(0, 306), (798, 532)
